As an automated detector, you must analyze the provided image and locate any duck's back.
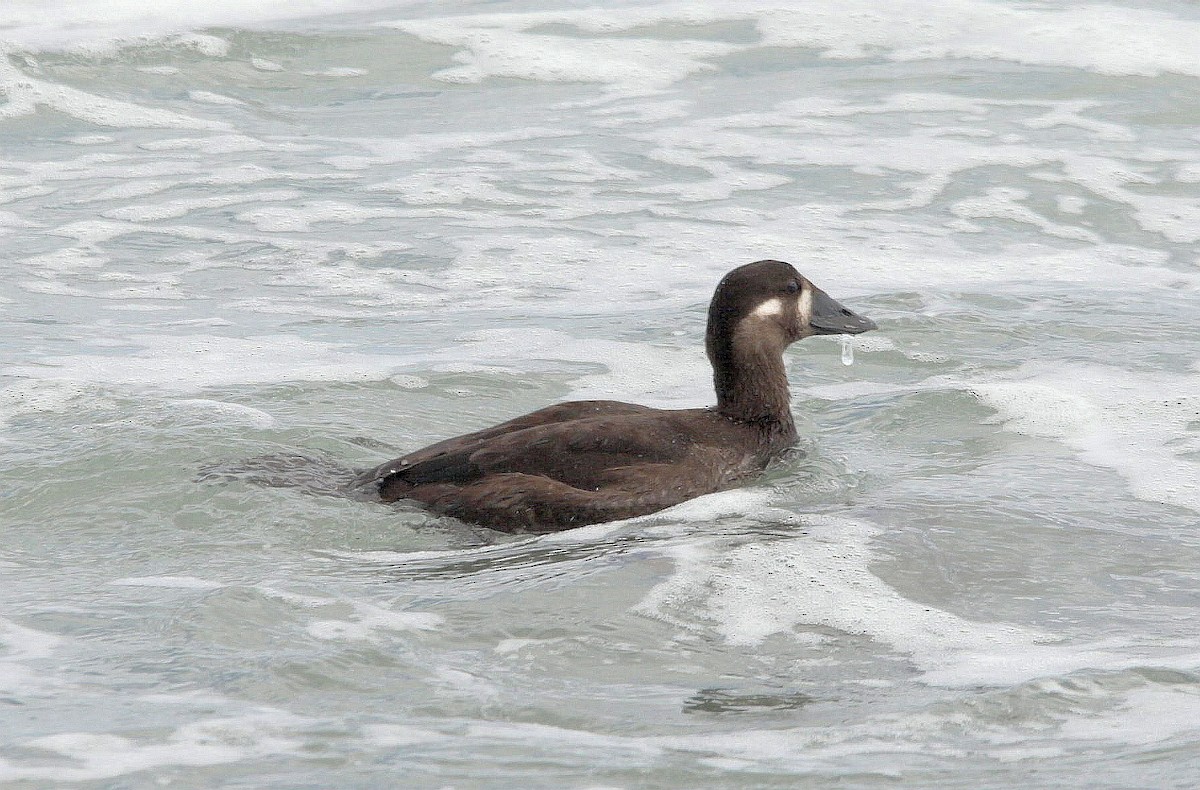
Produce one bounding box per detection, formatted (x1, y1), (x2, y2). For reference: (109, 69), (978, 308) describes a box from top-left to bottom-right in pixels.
(358, 400), (783, 532)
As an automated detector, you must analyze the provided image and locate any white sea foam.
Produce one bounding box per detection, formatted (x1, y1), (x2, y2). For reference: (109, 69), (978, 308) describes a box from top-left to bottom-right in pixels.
(2, 0), (1196, 89)
(644, 488), (779, 524)
(0, 56), (228, 130)
(1022, 99), (1137, 143)
(2, 334), (399, 392)
(0, 1), (416, 51)
(101, 189), (302, 223)
(375, 2), (1200, 102)
(0, 379), (103, 427)
(3, 51), (1194, 318)
(0, 708), (307, 783)
(361, 724), (446, 747)
(370, 168), (531, 208)
(462, 720), (663, 761)
(80, 180), (174, 203)
(171, 399), (278, 429)
(387, 14), (734, 97)
(437, 326), (710, 408)
(136, 135), (288, 154)
(431, 667), (502, 704)
(111, 576), (226, 590)
(323, 128), (576, 171)
(494, 637), (565, 655)
(322, 540), (538, 567)
(234, 200), (404, 233)
(950, 186), (1100, 242)
(302, 67), (368, 78)
(1056, 686), (1200, 747)
(630, 98), (1197, 260)
(188, 90), (246, 107)
(250, 585), (443, 641)
(250, 58), (284, 72)
(168, 33), (231, 58)
(0, 210), (34, 232)
(307, 601), (443, 641)
(635, 515), (1177, 687)
(0, 618), (61, 694)
(972, 362), (1200, 515)
(652, 679), (1200, 771)
(755, 2), (1200, 76)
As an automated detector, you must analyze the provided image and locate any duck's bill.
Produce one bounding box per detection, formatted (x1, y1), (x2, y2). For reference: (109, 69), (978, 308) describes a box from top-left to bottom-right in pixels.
(810, 288), (877, 335)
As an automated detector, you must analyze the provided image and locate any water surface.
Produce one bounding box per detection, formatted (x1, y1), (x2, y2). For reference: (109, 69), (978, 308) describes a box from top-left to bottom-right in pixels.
(2, 1), (1200, 787)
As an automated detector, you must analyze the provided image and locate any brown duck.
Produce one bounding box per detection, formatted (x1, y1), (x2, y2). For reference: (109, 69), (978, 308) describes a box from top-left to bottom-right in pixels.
(355, 260), (875, 532)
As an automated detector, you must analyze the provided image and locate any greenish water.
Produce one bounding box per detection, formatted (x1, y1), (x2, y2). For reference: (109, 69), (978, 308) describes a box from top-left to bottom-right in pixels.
(3, 2), (1200, 787)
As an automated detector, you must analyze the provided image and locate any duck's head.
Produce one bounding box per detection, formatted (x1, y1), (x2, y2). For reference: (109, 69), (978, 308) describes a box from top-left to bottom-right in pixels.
(706, 260), (876, 361)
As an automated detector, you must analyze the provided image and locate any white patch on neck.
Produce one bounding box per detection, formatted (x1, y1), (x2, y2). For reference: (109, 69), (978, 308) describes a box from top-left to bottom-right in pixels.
(750, 297), (785, 319)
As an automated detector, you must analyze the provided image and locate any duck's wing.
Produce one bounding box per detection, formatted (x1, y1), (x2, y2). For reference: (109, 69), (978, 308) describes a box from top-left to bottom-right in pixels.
(370, 410), (695, 497)
(356, 400), (656, 488)
(468, 413), (693, 487)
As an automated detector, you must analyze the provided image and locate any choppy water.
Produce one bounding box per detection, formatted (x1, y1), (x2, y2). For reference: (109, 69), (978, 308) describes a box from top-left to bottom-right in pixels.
(3, 1), (1200, 787)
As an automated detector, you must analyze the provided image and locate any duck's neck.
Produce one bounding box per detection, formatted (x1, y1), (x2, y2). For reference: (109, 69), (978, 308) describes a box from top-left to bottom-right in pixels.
(711, 344), (796, 433)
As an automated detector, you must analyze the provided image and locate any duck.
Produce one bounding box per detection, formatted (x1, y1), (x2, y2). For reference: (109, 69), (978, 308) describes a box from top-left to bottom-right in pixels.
(354, 260), (875, 532)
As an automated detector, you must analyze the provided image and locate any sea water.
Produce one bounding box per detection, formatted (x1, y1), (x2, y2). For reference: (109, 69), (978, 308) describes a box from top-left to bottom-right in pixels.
(2, 1), (1200, 787)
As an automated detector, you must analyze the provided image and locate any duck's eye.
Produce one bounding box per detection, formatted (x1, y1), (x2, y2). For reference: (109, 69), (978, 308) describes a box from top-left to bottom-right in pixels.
(785, 280), (801, 294)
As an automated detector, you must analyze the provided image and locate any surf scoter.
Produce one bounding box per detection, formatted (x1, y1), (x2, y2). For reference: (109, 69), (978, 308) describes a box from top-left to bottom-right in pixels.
(354, 260), (875, 532)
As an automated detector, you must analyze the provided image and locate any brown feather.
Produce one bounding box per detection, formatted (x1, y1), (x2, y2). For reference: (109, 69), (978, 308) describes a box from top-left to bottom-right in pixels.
(355, 261), (875, 532)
